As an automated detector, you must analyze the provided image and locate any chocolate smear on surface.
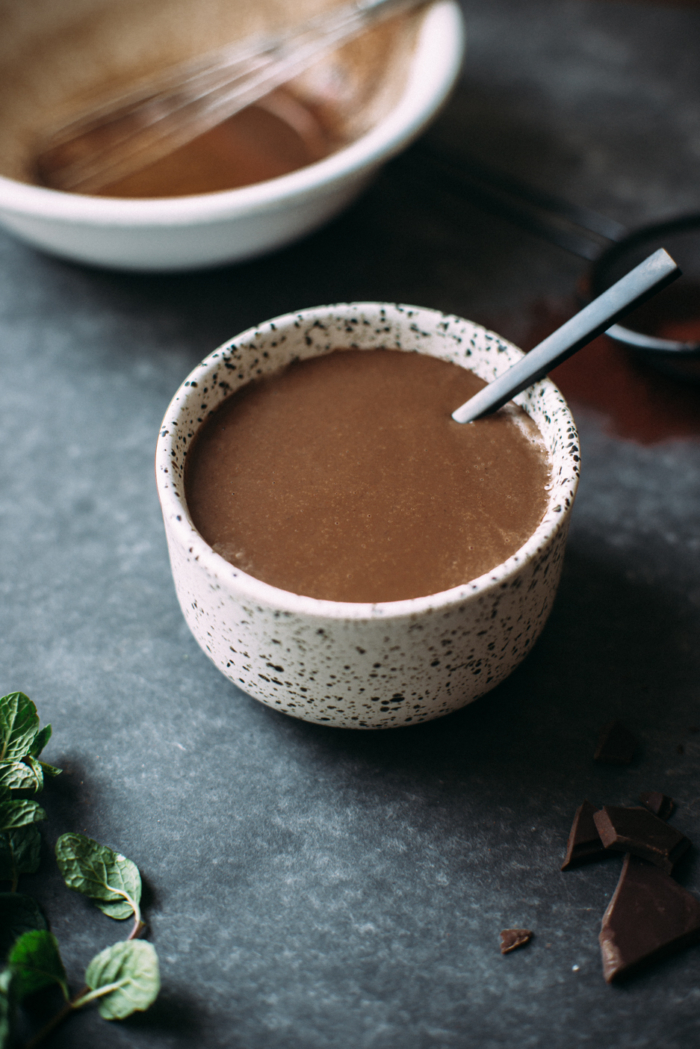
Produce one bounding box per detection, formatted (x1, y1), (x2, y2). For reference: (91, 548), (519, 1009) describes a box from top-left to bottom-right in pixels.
(561, 800), (608, 870)
(594, 721), (638, 765)
(500, 929), (533, 954)
(512, 302), (700, 445)
(599, 854), (700, 983)
(639, 791), (675, 821)
(593, 806), (690, 874)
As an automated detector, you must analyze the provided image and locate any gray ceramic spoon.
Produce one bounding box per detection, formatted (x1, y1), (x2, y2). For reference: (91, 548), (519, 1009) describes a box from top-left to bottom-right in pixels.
(452, 247), (680, 424)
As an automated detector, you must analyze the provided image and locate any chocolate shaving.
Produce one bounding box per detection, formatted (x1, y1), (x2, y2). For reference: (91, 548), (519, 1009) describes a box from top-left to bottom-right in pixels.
(639, 791), (675, 821)
(561, 800), (608, 870)
(600, 854), (700, 982)
(594, 720), (638, 765)
(500, 928), (533, 954)
(593, 805), (690, 874)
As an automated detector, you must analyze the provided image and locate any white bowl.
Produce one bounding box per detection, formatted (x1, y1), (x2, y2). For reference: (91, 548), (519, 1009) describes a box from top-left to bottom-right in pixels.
(0, 0), (464, 272)
(156, 302), (580, 729)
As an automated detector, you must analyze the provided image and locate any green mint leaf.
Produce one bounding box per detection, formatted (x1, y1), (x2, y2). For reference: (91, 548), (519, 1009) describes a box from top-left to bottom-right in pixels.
(0, 894), (47, 961)
(0, 754), (46, 794)
(0, 697), (59, 788)
(0, 799), (46, 834)
(0, 825), (41, 884)
(12, 825), (42, 875)
(0, 760), (39, 793)
(24, 756), (45, 791)
(92, 897), (136, 920)
(55, 834), (141, 921)
(0, 694), (40, 763)
(38, 761), (62, 778)
(29, 725), (52, 758)
(83, 940), (159, 1020)
(0, 969), (16, 1049)
(8, 930), (68, 1002)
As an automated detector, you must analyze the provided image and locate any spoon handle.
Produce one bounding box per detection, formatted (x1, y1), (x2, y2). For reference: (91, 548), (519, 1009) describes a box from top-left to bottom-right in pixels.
(452, 247), (681, 424)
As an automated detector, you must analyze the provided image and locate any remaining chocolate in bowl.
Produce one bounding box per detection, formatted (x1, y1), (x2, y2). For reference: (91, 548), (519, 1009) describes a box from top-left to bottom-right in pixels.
(0, 0), (463, 271)
(156, 302), (580, 729)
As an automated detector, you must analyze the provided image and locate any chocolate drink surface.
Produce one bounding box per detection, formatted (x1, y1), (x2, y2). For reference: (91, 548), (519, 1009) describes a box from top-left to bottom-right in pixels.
(185, 349), (551, 603)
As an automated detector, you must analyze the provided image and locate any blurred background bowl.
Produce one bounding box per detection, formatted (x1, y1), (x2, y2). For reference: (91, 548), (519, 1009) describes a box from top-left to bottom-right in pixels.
(0, 0), (464, 272)
(590, 214), (700, 383)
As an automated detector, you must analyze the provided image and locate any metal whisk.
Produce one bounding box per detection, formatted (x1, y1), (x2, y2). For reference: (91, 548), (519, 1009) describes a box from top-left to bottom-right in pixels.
(36, 0), (426, 195)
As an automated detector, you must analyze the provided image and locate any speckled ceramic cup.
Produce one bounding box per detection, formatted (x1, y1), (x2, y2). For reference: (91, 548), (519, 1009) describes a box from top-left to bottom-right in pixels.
(156, 302), (579, 729)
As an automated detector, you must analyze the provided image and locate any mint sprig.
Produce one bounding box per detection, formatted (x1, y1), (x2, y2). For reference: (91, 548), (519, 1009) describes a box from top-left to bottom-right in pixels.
(1, 933), (159, 1049)
(0, 692), (159, 1048)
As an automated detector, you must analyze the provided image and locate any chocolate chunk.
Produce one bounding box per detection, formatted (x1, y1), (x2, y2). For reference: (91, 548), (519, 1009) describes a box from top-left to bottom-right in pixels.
(561, 800), (608, 870)
(639, 791), (675, 821)
(594, 720), (638, 765)
(600, 854), (700, 982)
(593, 805), (690, 874)
(500, 928), (533, 954)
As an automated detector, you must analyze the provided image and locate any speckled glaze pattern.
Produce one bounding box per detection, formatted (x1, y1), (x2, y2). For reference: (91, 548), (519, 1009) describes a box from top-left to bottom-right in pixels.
(156, 303), (579, 728)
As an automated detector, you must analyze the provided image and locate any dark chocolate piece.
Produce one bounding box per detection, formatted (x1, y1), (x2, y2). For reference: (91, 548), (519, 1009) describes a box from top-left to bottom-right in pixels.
(594, 720), (638, 765)
(639, 791), (675, 821)
(500, 929), (533, 954)
(561, 800), (608, 870)
(593, 805), (690, 874)
(600, 854), (700, 982)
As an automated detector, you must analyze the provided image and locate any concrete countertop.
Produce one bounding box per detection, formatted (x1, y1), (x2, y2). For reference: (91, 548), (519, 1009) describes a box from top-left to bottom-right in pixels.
(2, 1), (700, 1046)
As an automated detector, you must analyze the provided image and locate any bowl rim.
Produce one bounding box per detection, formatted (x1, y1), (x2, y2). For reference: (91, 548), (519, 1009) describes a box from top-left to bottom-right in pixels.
(590, 213), (700, 357)
(156, 301), (579, 621)
(0, 0), (464, 226)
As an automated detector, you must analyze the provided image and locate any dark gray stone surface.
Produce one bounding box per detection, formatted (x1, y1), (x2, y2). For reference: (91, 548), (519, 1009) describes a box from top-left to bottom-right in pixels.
(2, 1), (700, 1046)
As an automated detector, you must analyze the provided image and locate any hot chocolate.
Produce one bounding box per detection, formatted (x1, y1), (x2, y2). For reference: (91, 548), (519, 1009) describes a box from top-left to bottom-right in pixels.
(185, 348), (551, 603)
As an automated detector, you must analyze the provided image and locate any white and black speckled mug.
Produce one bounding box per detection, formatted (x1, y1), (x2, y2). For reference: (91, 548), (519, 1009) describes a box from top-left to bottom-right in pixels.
(156, 302), (579, 729)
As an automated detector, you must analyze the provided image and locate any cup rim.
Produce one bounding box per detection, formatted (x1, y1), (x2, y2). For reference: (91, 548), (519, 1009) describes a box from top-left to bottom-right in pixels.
(156, 301), (579, 621)
(0, 0), (464, 227)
